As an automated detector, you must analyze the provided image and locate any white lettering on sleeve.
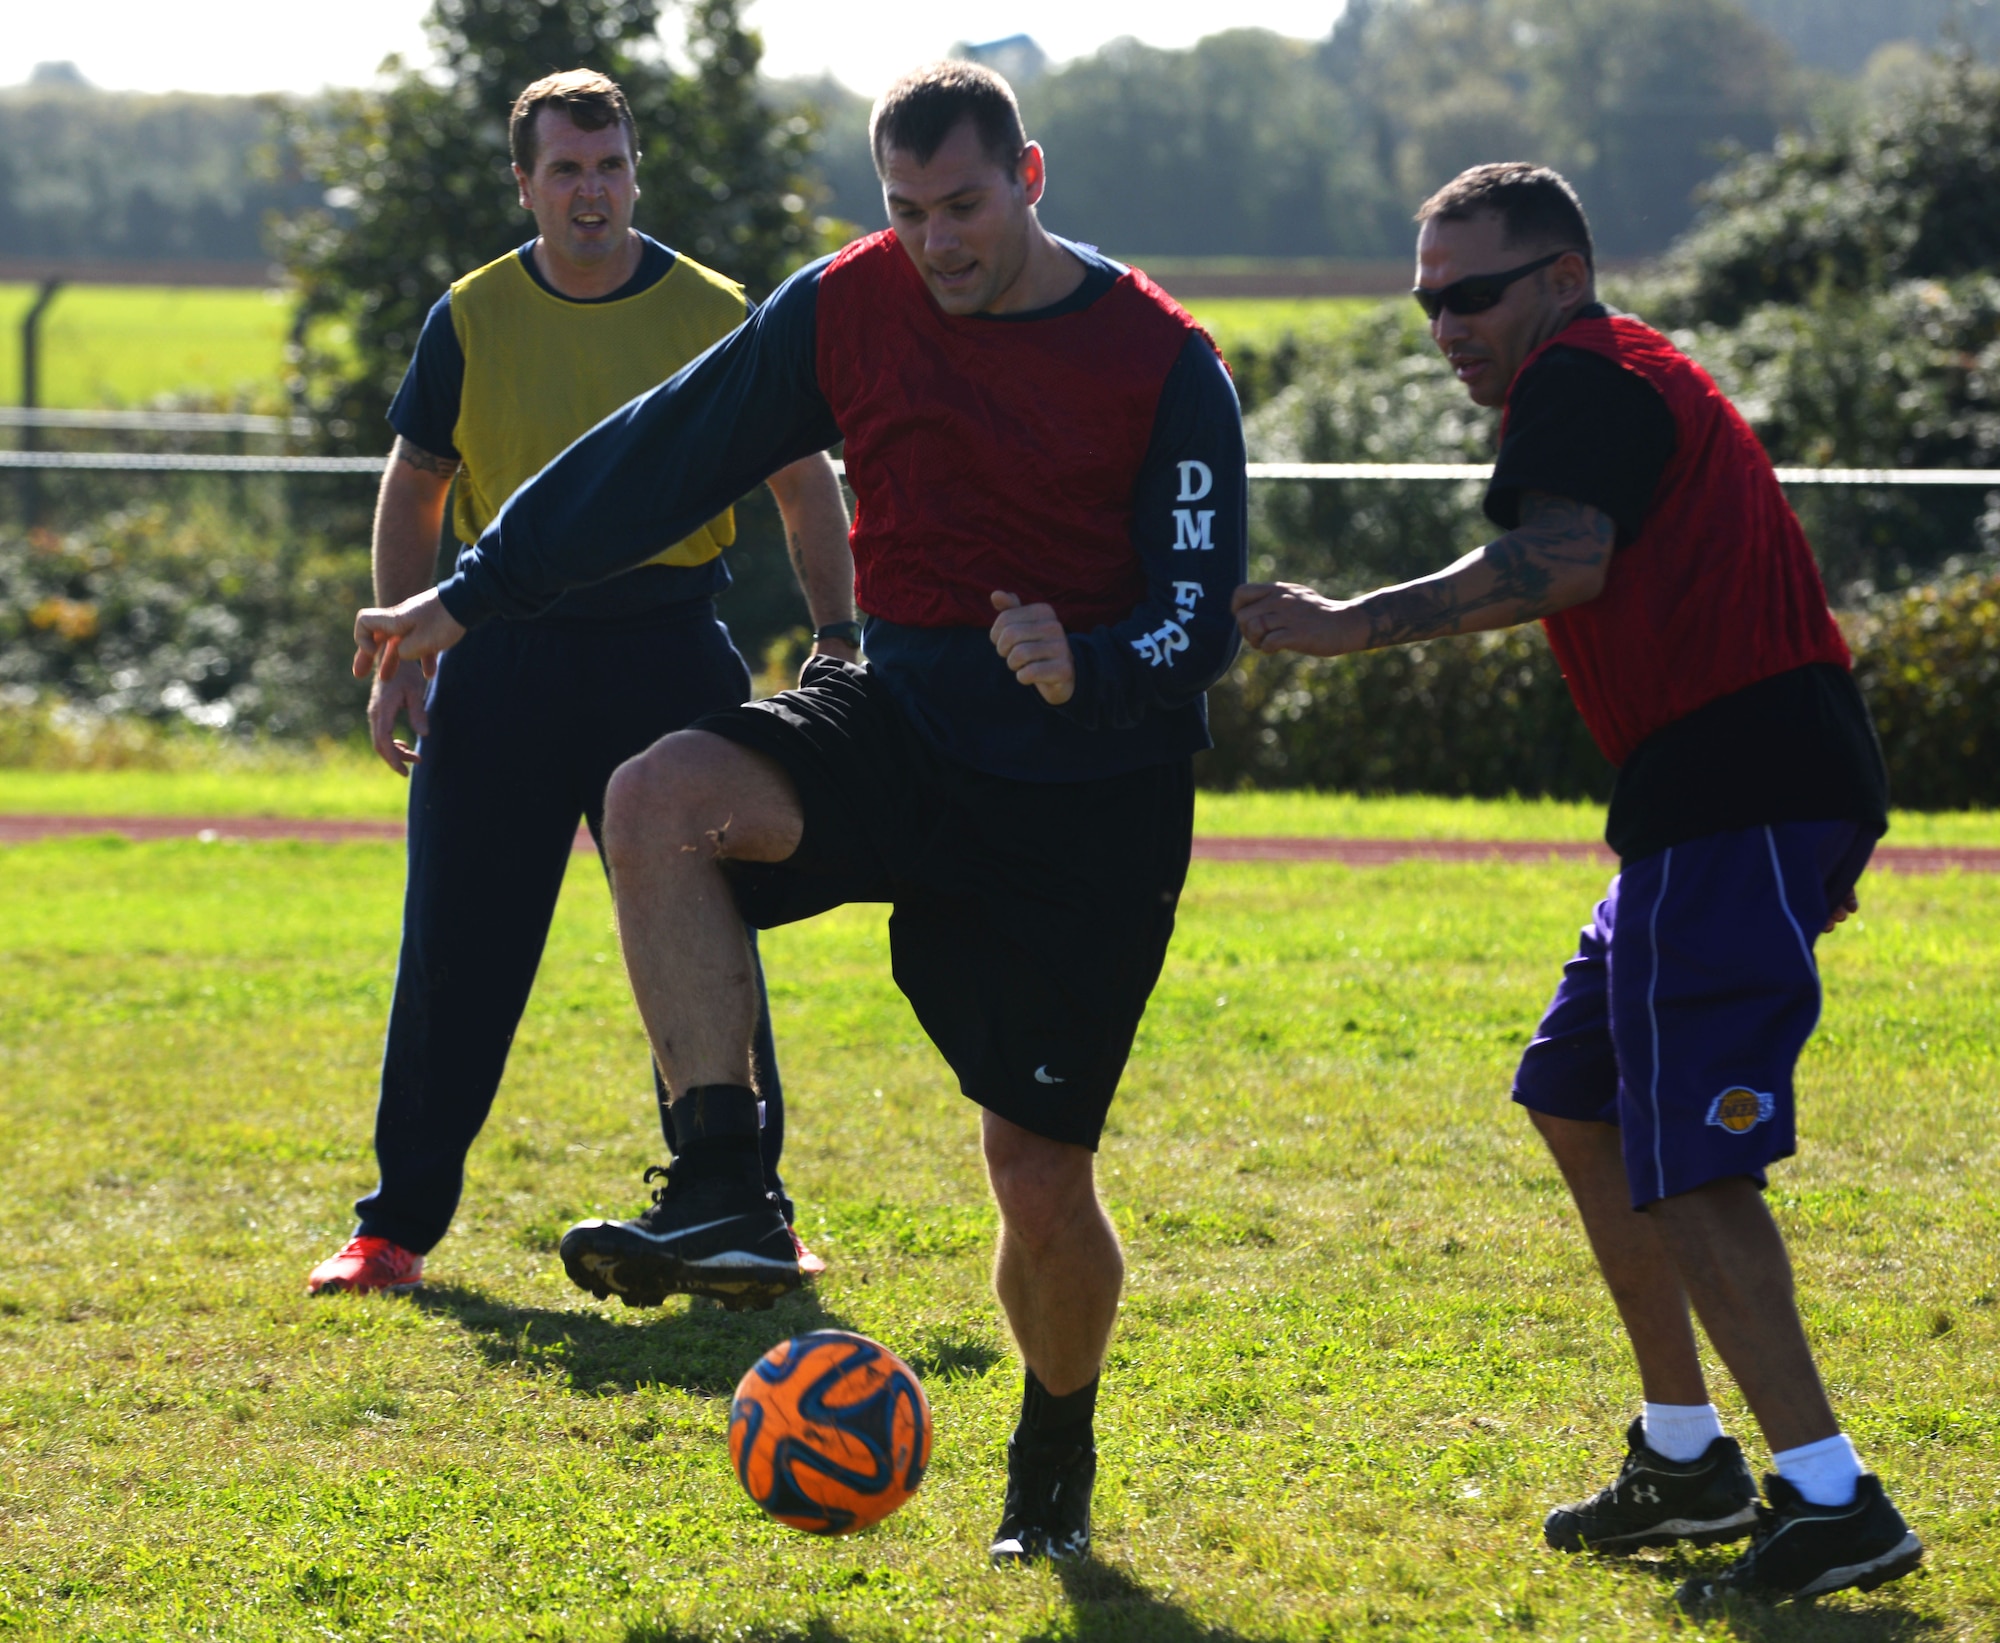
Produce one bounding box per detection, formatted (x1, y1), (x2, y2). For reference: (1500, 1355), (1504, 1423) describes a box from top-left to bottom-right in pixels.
(1172, 510), (1216, 552)
(1176, 460), (1214, 503)
(1172, 580), (1202, 618)
(1131, 617), (1191, 669)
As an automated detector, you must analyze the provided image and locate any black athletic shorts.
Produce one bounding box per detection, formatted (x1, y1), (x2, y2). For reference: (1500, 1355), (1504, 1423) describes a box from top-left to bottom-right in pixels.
(692, 656), (1194, 1149)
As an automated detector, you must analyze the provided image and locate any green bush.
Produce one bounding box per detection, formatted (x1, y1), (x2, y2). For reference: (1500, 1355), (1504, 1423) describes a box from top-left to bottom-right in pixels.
(1653, 52), (2000, 327)
(1200, 625), (1612, 799)
(1202, 564), (2000, 812)
(1847, 565), (2000, 810)
(0, 503), (370, 742)
(1660, 278), (2000, 593)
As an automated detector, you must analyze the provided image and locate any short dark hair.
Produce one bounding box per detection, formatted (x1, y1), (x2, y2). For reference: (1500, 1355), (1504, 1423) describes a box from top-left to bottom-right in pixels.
(870, 61), (1026, 176)
(510, 69), (635, 173)
(1416, 163), (1595, 269)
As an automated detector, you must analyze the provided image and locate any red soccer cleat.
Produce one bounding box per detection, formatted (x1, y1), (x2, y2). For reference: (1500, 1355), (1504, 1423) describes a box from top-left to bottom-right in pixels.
(789, 1225), (828, 1279)
(306, 1235), (425, 1296)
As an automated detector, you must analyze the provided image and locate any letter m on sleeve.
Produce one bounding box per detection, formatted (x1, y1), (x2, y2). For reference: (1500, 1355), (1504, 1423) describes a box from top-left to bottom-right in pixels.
(1172, 509), (1216, 551)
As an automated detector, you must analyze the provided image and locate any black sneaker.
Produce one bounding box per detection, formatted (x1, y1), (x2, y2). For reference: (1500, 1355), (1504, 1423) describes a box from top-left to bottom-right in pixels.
(1544, 1418), (1759, 1554)
(1675, 1473), (1922, 1608)
(990, 1434), (1095, 1565)
(558, 1157), (800, 1311)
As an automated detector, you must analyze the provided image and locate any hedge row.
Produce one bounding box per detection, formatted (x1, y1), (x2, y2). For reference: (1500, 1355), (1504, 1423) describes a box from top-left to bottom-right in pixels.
(1848, 568), (2000, 810)
(6, 507), (1999, 810)
(0, 500), (370, 743)
(1200, 564), (2000, 811)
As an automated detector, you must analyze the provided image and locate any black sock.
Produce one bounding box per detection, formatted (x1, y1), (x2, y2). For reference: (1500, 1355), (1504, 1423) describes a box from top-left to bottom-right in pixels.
(669, 1084), (762, 1161)
(1018, 1367), (1098, 1448)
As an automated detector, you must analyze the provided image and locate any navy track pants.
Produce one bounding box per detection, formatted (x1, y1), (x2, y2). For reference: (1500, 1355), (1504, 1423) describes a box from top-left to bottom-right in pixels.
(353, 598), (789, 1254)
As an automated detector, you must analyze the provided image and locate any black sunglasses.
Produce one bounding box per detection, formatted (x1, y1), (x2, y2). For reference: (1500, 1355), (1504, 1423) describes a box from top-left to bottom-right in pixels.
(1412, 251), (1565, 320)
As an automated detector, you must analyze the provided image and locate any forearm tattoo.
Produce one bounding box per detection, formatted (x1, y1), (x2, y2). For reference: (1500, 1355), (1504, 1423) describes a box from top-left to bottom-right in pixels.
(1362, 491), (1613, 645)
(394, 437), (458, 477)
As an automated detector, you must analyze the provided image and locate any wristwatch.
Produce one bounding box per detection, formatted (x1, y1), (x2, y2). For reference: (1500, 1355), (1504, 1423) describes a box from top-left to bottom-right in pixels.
(813, 621), (863, 648)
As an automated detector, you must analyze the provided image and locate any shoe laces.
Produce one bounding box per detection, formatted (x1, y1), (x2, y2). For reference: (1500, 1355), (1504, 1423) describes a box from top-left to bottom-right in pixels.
(341, 1234), (402, 1262)
(642, 1160), (682, 1205)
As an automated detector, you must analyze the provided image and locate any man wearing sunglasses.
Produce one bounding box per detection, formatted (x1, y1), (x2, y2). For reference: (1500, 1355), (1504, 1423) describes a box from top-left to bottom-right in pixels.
(1233, 162), (1918, 1608)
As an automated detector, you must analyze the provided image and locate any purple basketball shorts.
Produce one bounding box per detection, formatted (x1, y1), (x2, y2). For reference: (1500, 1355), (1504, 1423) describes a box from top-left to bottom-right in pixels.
(1512, 820), (1876, 1208)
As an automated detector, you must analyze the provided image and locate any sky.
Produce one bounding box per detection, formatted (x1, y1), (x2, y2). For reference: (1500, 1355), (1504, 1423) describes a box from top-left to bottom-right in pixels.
(0, 1), (1342, 98)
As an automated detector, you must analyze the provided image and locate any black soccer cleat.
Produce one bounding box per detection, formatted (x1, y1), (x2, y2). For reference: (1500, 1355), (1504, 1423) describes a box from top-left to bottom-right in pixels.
(559, 1157), (800, 1312)
(990, 1434), (1095, 1565)
(1675, 1473), (1922, 1608)
(1544, 1418), (1760, 1554)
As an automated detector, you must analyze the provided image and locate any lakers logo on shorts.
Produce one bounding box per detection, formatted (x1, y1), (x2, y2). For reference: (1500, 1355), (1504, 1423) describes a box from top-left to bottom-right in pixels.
(1705, 1086), (1776, 1133)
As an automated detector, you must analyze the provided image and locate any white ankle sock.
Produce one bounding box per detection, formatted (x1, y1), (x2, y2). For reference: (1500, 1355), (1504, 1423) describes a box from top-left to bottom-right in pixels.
(1773, 1432), (1863, 1507)
(1642, 1402), (1724, 1463)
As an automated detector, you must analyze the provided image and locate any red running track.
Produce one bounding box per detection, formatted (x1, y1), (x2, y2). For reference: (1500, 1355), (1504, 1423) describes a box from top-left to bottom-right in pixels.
(1, 814), (1995, 874)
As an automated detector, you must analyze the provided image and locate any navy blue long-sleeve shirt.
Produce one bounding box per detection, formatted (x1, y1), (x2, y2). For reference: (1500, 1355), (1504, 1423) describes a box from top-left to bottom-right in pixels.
(438, 241), (1246, 781)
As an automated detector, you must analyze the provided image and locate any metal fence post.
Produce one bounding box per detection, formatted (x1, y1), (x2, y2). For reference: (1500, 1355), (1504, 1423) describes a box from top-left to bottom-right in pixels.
(18, 277), (64, 525)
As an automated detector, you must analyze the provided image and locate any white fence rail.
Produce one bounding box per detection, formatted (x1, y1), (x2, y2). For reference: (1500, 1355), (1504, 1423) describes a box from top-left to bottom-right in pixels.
(3, 449), (2000, 485)
(0, 408), (310, 436)
(0, 450), (383, 474)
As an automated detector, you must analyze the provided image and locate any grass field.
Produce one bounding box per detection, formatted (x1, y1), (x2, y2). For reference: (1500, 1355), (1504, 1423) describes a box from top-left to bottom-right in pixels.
(1, 829), (1996, 1641)
(0, 279), (1377, 412)
(0, 280), (1379, 413)
(1178, 297), (1383, 357)
(5, 762), (2000, 851)
(0, 283), (294, 412)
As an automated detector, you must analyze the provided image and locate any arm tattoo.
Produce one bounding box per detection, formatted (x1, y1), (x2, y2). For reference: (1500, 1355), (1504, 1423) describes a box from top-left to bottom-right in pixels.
(1362, 491), (1614, 645)
(393, 437), (459, 477)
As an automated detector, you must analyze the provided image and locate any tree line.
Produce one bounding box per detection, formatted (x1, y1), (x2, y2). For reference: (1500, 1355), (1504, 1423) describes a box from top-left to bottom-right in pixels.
(0, 0), (1974, 273)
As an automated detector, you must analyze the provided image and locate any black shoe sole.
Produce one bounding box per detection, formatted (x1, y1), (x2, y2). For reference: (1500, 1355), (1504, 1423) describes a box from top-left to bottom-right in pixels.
(1796, 1533), (1925, 1599)
(1546, 1504), (1759, 1555)
(559, 1224), (799, 1311)
(1677, 1532), (1924, 1608)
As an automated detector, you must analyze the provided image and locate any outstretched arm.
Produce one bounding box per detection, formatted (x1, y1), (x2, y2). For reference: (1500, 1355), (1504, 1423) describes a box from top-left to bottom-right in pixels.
(1233, 490), (1613, 658)
(438, 261), (841, 628)
(355, 261), (842, 681)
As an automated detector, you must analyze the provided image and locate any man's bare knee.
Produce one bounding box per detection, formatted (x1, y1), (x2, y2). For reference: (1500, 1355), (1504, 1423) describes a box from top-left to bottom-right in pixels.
(604, 734), (708, 868)
(603, 730), (800, 870)
(983, 1115), (1098, 1250)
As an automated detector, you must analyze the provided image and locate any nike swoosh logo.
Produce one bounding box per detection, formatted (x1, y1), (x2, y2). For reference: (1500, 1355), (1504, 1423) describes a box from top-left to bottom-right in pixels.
(619, 1215), (753, 1247)
(1034, 1066), (1065, 1084)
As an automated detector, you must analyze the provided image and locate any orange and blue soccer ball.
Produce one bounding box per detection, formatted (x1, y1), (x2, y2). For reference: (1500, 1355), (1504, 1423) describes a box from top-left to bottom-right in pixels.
(728, 1330), (932, 1534)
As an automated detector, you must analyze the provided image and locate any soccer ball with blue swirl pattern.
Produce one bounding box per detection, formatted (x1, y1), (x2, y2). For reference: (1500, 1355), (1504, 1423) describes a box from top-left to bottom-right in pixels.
(728, 1330), (932, 1534)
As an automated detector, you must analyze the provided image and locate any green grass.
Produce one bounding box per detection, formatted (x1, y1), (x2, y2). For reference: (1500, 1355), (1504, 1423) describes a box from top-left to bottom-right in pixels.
(1, 838), (1995, 1640)
(1195, 791), (2000, 846)
(1179, 296), (1383, 356)
(5, 762), (1999, 847)
(0, 281), (1375, 412)
(0, 752), (403, 820)
(0, 282), (291, 411)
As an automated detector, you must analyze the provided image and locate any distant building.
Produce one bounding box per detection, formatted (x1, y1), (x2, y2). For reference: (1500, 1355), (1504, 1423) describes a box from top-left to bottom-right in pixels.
(954, 35), (1049, 89)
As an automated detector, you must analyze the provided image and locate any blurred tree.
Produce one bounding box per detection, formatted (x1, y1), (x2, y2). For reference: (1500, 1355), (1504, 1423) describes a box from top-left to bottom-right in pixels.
(0, 82), (316, 263)
(762, 73), (881, 232)
(1329, 0), (1799, 255)
(1522, 0), (1796, 253)
(1737, 0), (1999, 74)
(1656, 51), (2000, 325)
(274, 0), (827, 450)
(1021, 30), (1393, 258)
